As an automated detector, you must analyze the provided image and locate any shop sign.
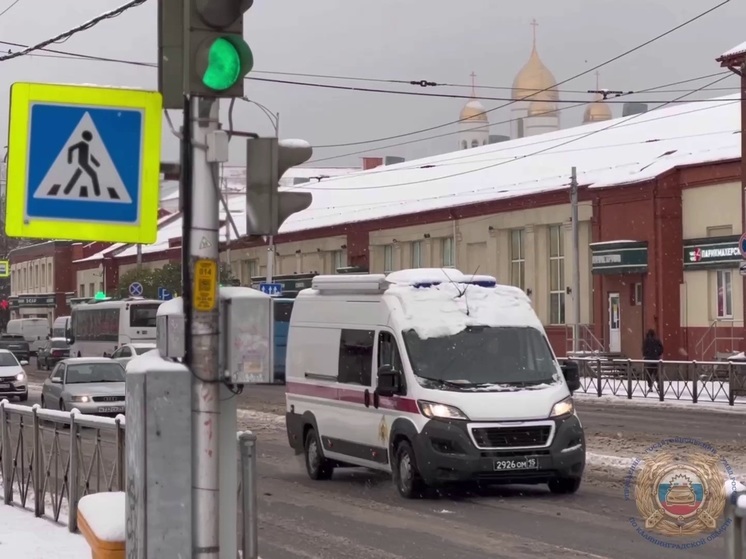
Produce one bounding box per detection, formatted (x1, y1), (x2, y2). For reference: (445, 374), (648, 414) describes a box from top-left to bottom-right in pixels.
(683, 236), (741, 269)
(590, 241), (648, 275)
(16, 294), (56, 307)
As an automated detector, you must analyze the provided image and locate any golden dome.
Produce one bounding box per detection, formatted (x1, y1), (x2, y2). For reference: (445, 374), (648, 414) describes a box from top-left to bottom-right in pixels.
(527, 99), (557, 117)
(460, 99), (488, 123)
(583, 95), (612, 123)
(512, 20), (559, 104)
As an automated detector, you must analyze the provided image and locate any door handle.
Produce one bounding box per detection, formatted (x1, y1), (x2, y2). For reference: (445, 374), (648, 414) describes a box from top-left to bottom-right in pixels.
(364, 389), (370, 408)
(373, 391), (380, 409)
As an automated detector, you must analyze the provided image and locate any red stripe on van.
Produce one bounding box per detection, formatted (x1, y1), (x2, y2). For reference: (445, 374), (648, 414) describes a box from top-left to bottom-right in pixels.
(286, 382), (419, 414)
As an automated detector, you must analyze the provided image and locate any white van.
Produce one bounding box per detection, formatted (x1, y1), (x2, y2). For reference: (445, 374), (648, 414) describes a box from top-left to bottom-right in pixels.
(52, 315), (70, 339)
(6, 318), (50, 354)
(284, 269), (585, 498)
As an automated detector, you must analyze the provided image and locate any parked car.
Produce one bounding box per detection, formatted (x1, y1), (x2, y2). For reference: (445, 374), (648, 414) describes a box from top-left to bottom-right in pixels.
(0, 349), (29, 402)
(36, 338), (71, 370)
(41, 358), (126, 416)
(108, 342), (157, 366)
(0, 334), (31, 362)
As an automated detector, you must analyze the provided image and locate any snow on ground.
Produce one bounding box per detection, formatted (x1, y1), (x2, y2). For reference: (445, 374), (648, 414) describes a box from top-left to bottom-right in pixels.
(0, 501), (89, 558)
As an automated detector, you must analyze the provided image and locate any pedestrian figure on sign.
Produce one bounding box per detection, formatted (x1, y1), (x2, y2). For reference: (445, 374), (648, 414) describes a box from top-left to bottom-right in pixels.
(642, 329), (663, 393)
(63, 130), (102, 197)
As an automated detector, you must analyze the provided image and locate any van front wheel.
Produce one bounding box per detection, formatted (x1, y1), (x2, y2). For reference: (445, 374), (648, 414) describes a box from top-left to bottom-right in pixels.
(393, 440), (426, 499)
(304, 428), (333, 481)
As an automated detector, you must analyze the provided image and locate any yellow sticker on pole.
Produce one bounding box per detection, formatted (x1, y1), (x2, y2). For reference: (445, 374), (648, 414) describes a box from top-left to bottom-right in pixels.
(193, 259), (218, 311)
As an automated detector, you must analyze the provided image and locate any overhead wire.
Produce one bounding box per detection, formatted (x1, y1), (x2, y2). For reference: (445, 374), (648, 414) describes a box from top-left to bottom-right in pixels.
(0, 0), (149, 62)
(0, 0), (23, 19)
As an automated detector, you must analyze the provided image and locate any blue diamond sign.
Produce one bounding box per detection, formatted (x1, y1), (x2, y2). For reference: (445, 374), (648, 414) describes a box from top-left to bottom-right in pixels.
(4, 82), (162, 244)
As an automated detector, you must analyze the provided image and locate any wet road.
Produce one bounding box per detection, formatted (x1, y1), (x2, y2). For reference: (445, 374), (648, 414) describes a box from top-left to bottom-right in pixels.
(17, 366), (745, 558)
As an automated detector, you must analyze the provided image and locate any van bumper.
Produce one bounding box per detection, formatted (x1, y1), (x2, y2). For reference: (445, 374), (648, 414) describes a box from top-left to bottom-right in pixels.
(411, 414), (585, 486)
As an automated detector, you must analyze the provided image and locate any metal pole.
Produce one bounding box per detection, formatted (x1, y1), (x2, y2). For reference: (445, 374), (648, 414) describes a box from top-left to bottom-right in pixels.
(570, 167), (580, 354)
(266, 237), (274, 283)
(239, 431), (259, 559)
(189, 96), (222, 559)
(136, 244), (142, 271)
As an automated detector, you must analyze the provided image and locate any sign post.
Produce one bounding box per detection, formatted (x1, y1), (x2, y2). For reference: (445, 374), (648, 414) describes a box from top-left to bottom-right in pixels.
(129, 282), (144, 297)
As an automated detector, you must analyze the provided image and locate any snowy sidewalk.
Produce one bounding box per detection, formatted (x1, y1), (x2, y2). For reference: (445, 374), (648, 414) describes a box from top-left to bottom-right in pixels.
(0, 502), (89, 558)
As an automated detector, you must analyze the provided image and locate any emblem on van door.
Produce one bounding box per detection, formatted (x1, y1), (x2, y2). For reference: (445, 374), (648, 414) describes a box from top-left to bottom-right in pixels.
(625, 437), (736, 548)
(378, 416), (388, 443)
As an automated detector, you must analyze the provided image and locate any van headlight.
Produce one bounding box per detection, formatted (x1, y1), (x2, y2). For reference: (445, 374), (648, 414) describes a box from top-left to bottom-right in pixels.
(418, 400), (469, 420)
(549, 397), (574, 418)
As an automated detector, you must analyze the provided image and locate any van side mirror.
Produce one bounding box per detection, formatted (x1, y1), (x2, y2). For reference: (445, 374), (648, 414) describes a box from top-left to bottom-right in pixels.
(561, 360), (581, 393)
(376, 365), (401, 397)
(50, 377), (61, 384)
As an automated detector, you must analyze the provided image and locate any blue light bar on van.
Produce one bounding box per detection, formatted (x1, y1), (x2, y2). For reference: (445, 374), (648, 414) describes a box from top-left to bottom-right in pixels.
(411, 279), (497, 289)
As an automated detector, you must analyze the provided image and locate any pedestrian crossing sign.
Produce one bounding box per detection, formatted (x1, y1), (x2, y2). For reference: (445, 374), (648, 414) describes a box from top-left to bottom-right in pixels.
(4, 82), (162, 244)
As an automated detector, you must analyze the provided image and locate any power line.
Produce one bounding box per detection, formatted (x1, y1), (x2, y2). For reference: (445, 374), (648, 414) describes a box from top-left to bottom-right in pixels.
(288, 73), (733, 194)
(306, 71), (734, 164)
(0, 0), (149, 62)
(0, 0), (23, 19)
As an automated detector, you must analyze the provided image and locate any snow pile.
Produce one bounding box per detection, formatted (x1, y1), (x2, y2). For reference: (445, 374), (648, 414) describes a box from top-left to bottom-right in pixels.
(387, 279), (541, 340)
(0, 502), (88, 558)
(77, 492), (126, 542)
(721, 40), (746, 58)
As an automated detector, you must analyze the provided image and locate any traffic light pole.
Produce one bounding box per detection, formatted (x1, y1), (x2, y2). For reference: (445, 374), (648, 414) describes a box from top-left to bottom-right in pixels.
(187, 95), (222, 559)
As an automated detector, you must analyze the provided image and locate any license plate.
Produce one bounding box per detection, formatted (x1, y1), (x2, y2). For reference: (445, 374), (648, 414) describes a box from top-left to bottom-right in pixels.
(98, 406), (124, 413)
(493, 457), (539, 471)
(0, 383), (11, 391)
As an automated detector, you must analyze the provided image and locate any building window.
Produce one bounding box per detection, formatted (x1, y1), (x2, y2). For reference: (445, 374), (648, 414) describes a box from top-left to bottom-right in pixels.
(332, 249), (347, 272)
(79, 284), (85, 297)
(383, 245), (394, 272)
(47, 265), (53, 288)
(411, 241), (423, 268)
(632, 283), (643, 306)
(471, 139), (478, 148)
(41, 263), (46, 289)
(337, 329), (374, 386)
(548, 225), (565, 325)
(510, 229), (525, 290)
(461, 140), (467, 150)
(89, 282), (95, 297)
(716, 270), (733, 319)
(442, 237), (454, 267)
(241, 259), (258, 283)
(99, 282), (104, 294)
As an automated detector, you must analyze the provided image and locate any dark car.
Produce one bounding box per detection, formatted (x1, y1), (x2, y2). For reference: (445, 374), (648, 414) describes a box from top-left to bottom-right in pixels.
(36, 338), (70, 370)
(0, 334), (30, 362)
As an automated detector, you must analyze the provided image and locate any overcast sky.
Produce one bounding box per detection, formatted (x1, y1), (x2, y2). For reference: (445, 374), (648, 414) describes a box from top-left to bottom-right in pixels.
(0, 0), (742, 169)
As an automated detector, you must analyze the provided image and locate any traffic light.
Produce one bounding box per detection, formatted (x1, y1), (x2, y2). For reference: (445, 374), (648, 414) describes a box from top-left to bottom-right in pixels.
(245, 138), (314, 236)
(186, 0), (254, 98)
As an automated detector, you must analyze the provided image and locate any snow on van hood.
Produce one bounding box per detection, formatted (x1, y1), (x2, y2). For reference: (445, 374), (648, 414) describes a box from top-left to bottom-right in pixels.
(386, 282), (543, 340)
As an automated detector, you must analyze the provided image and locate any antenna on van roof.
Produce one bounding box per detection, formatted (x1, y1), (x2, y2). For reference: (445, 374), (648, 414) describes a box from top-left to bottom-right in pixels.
(460, 265), (481, 316)
(440, 267), (474, 316)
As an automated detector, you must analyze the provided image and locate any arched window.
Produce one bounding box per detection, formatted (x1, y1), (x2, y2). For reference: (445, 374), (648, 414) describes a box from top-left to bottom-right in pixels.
(461, 140), (467, 149)
(471, 140), (478, 148)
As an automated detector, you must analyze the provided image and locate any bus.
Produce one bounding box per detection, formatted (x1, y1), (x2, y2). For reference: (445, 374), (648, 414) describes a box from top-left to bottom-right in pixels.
(68, 298), (162, 357)
(272, 298), (294, 383)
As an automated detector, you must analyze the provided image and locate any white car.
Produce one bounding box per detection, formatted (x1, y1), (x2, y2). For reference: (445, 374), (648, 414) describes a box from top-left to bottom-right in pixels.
(0, 349), (29, 402)
(108, 343), (157, 366)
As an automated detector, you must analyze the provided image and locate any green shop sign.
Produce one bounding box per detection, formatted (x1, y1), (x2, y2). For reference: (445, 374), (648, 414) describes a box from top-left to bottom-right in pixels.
(590, 241), (648, 275)
(683, 235), (741, 269)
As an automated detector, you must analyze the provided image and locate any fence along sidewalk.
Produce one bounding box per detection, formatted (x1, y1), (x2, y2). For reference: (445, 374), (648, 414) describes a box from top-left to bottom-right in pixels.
(560, 357), (746, 406)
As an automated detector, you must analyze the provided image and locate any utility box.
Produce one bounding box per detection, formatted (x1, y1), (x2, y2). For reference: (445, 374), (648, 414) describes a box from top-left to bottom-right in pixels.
(125, 355), (192, 559)
(155, 286), (273, 384)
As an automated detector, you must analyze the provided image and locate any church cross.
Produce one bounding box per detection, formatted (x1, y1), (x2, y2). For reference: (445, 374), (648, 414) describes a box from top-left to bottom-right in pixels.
(470, 71), (477, 97)
(530, 19), (539, 47)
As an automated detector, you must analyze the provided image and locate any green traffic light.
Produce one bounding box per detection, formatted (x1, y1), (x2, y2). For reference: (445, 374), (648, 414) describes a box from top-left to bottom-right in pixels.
(202, 37), (241, 91)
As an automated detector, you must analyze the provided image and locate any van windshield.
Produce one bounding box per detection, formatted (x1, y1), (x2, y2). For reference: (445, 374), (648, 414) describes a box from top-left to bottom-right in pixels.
(402, 326), (559, 388)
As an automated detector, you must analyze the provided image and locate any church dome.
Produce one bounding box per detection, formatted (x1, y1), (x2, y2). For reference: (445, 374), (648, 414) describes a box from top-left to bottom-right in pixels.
(512, 49), (559, 103)
(583, 95), (612, 123)
(527, 99), (557, 117)
(460, 99), (488, 122)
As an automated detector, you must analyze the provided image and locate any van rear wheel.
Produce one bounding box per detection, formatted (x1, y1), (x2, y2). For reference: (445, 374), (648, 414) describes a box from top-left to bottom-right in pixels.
(392, 440), (426, 499)
(304, 428), (333, 480)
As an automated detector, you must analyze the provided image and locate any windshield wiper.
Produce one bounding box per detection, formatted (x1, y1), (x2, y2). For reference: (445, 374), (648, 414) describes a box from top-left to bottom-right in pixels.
(415, 375), (473, 389)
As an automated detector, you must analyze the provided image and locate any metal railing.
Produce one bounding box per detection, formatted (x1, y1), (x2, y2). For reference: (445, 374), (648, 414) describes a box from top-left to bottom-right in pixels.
(564, 324), (605, 355)
(695, 319), (743, 361)
(0, 400), (125, 532)
(559, 357), (746, 406)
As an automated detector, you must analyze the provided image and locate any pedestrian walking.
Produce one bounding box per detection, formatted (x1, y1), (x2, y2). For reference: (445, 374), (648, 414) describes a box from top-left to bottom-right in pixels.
(642, 329), (663, 393)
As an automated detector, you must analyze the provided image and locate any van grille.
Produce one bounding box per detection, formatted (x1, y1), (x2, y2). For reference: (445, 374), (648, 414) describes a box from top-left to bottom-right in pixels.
(471, 425), (552, 449)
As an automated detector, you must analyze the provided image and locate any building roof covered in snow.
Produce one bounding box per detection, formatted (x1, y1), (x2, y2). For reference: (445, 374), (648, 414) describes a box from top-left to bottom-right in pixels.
(80, 93), (741, 263)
